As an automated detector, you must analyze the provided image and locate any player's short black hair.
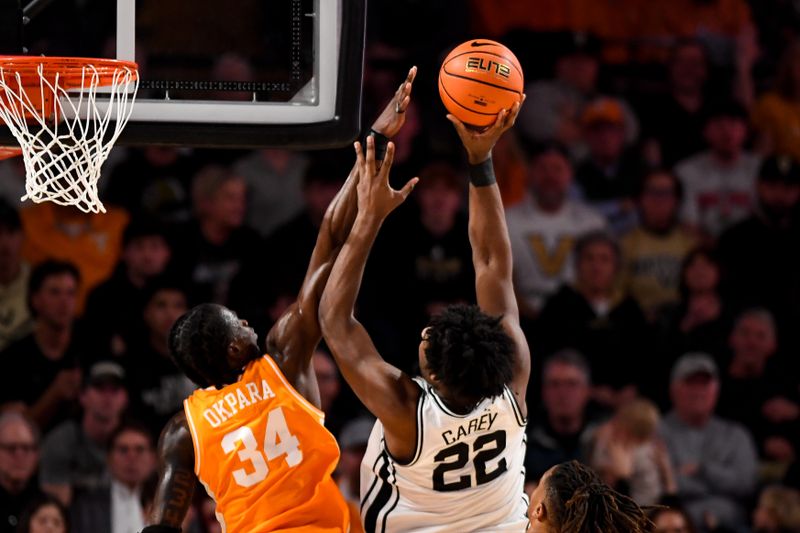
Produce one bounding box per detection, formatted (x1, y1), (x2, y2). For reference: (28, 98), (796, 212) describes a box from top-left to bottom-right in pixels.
(546, 460), (653, 533)
(424, 304), (515, 405)
(168, 303), (240, 389)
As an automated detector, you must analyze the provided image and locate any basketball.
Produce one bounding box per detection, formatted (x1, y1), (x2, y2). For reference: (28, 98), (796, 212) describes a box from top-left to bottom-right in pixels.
(438, 39), (524, 127)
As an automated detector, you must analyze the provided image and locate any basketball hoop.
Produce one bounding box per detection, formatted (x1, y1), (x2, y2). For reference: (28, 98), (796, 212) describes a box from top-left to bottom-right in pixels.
(0, 56), (138, 213)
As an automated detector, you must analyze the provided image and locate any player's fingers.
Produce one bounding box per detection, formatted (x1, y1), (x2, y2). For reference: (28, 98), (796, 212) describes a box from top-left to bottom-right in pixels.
(366, 135), (377, 177)
(354, 141), (365, 169)
(407, 66), (417, 84)
(446, 114), (469, 138)
(381, 142), (396, 177)
(506, 101), (521, 128)
(491, 108), (508, 133)
(398, 177), (419, 201)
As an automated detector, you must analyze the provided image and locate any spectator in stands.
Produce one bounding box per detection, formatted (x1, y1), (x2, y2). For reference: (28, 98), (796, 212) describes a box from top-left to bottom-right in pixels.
(233, 149), (309, 237)
(517, 32), (638, 158)
(172, 164), (261, 305)
(123, 277), (193, 438)
(19, 204), (129, 314)
(104, 146), (198, 224)
(0, 413), (43, 533)
(83, 219), (171, 357)
(640, 39), (713, 166)
(589, 399), (677, 506)
(647, 0), (757, 70)
(622, 170), (696, 319)
(752, 485), (800, 533)
(0, 261), (84, 431)
(39, 361), (128, 506)
(657, 246), (732, 372)
(536, 231), (648, 408)
(70, 423), (155, 533)
(574, 97), (643, 234)
(229, 154), (348, 331)
(752, 41), (800, 162)
(367, 161), (474, 333)
(661, 353), (758, 532)
(0, 200), (30, 351)
(648, 505), (698, 533)
(675, 101), (760, 237)
(260, 155), (347, 295)
(16, 494), (68, 533)
(717, 155), (800, 352)
(506, 142), (606, 319)
(718, 309), (799, 464)
(525, 350), (599, 485)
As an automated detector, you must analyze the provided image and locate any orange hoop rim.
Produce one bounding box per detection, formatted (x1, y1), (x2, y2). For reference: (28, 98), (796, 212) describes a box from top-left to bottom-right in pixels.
(0, 56), (139, 89)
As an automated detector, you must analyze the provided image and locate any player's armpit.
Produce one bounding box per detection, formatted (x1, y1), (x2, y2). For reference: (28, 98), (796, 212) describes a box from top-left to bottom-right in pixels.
(150, 412), (197, 529)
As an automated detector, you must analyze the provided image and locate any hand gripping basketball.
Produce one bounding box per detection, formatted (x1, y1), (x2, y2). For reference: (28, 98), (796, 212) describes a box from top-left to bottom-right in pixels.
(447, 97), (524, 165)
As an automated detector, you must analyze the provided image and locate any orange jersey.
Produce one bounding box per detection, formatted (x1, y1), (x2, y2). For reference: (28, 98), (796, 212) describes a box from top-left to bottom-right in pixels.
(184, 355), (350, 532)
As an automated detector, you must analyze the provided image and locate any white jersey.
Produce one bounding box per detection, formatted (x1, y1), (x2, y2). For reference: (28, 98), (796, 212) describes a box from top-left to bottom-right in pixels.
(360, 377), (529, 533)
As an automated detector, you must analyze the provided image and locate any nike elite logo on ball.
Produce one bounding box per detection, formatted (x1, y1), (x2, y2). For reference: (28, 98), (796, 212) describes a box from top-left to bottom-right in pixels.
(465, 57), (511, 80)
(470, 41), (492, 47)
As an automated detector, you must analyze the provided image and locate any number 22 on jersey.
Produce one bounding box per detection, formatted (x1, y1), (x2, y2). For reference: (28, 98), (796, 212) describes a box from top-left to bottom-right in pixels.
(220, 406), (303, 487)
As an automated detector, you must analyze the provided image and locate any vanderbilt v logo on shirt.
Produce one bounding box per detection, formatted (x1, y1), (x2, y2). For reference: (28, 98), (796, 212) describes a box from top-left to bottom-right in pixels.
(526, 235), (575, 277)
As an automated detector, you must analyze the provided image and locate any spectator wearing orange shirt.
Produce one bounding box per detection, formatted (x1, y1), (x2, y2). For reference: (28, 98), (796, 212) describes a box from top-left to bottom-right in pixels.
(19, 204), (128, 315)
(752, 41), (800, 162)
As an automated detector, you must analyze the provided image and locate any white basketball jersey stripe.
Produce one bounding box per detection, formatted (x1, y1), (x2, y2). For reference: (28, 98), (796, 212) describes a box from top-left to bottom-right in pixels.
(361, 378), (529, 533)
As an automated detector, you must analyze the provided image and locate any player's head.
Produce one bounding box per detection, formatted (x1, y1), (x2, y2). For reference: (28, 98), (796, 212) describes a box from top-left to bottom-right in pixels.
(529, 460), (653, 533)
(168, 303), (260, 389)
(419, 304), (514, 408)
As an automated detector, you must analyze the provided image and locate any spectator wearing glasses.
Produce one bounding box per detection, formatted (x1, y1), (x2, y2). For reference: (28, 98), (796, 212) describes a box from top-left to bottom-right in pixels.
(69, 423), (155, 533)
(0, 412), (43, 533)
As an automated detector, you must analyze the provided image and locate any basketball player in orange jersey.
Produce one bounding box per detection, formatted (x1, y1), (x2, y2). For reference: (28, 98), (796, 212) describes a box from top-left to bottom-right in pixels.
(141, 67), (418, 533)
(320, 101), (530, 532)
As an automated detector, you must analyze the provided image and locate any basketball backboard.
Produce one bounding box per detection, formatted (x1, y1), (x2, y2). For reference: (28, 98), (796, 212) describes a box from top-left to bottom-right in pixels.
(0, 0), (366, 149)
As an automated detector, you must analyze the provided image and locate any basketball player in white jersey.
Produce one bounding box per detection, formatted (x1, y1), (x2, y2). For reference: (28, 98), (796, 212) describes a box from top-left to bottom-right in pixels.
(320, 98), (530, 532)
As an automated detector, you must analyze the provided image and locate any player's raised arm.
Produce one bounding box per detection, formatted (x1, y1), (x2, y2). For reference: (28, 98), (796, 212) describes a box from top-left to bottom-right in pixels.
(319, 138), (421, 461)
(142, 413), (196, 533)
(447, 101), (531, 414)
(266, 67), (417, 402)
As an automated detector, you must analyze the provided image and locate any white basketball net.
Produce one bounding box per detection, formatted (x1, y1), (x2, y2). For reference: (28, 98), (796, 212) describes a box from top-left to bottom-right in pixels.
(0, 62), (138, 213)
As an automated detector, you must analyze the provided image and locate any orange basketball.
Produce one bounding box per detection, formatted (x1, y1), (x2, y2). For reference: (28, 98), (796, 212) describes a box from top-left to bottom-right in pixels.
(438, 39), (524, 127)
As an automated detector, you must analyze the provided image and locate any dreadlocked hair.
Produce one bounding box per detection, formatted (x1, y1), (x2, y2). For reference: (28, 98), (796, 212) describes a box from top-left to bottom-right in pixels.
(168, 303), (241, 389)
(424, 304), (515, 405)
(546, 461), (654, 533)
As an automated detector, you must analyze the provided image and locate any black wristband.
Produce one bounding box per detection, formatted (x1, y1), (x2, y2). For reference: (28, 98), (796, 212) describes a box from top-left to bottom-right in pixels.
(366, 129), (389, 160)
(141, 526), (181, 533)
(468, 157), (496, 187)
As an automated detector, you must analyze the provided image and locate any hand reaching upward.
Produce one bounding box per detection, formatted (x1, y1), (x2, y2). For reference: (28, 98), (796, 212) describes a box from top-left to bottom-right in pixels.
(371, 66), (417, 138)
(353, 136), (418, 222)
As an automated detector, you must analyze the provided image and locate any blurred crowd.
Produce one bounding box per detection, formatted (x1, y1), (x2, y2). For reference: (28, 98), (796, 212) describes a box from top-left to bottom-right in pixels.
(1, 0), (800, 532)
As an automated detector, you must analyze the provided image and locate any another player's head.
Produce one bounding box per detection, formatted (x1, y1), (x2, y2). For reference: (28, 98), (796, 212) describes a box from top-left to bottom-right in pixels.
(419, 304), (514, 408)
(168, 303), (260, 389)
(529, 460), (653, 533)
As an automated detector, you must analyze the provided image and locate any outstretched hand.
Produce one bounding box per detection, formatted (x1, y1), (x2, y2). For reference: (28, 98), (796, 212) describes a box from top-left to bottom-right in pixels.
(354, 136), (418, 222)
(371, 66), (417, 138)
(447, 96), (525, 164)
